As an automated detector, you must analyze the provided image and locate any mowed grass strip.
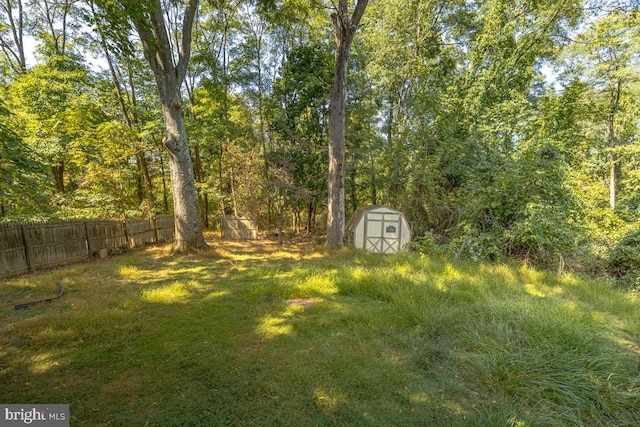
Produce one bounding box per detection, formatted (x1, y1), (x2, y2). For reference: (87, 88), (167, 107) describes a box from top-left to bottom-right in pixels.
(1, 238), (639, 426)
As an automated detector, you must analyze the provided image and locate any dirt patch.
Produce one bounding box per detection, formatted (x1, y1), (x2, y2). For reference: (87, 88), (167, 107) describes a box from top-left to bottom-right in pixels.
(284, 298), (317, 307)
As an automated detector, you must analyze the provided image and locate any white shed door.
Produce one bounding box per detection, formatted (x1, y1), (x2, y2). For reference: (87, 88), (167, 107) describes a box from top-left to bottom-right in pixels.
(363, 212), (401, 254)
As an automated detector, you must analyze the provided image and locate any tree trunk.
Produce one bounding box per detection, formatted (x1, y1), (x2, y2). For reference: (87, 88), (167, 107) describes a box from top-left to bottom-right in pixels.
(306, 200), (314, 233)
(608, 80), (622, 210)
(137, 151), (154, 204)
(162, 96), (207, 251)
(159, 148), (169, 213)
(136, 173), (144, 204)
(278, 188), (285, 247)
(51, 163), (64, 193)
(130, 0), (207, 251)
(609, 152), (616, 210)
(193, 142), (209, 228)
(326, 0), (369, 249)
(0, 0), (27, 74)
(370, 153), (377, 205)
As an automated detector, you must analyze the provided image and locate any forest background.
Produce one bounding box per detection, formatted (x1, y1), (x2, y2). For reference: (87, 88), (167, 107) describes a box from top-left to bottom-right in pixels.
(1, 0), (639, 285)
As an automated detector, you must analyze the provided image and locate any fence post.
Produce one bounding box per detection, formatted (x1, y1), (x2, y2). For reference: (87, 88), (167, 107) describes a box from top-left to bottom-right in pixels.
(20, 224), (33, 272)
(123, 220), (130, 249)
(151, 215), (158, 243)
(84, 221), (93, 257)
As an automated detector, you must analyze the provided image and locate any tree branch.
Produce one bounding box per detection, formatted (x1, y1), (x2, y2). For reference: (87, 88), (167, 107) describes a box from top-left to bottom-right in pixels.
(512, 0), (570, 67)
(350, 0), (369, 28)
(176, 0), (198, 85)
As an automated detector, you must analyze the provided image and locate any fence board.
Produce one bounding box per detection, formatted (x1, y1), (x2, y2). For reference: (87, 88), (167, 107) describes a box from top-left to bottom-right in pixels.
(155, 215), (175, 242)
(0, 215), (175, 278)
(125, 218), (155, 248)
(23, 221), (88, 269)
(0, 223), (29, 276)
(85, 220), (128, 255)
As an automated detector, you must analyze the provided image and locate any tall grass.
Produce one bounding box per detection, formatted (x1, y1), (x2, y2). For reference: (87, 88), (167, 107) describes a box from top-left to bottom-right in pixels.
(1, 239), (638, 426)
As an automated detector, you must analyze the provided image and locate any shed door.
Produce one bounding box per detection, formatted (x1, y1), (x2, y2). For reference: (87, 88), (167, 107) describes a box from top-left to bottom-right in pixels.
(363, 212), (401, 254)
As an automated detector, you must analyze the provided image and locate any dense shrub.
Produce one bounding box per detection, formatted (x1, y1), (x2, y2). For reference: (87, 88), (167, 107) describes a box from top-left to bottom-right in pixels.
(608, 230), (640, 289)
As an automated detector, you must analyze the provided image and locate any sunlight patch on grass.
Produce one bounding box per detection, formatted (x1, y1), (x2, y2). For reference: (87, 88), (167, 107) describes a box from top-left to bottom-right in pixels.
(119, 266), (141, 277)
(434, 278), (449, 292)
(487, 264), (517, 281)
(202, 290), (230, 301)
(313, 387), (340, 410)
(561, 300), (580, 312)
(350, 266), (366, 281)
(141, 281), (204, 304)
(443, 263), (462, 280)
(296, 272), (338, 295)
(523, 283), (546, 297)
(257, 313), (295, 338)
(409, 391), (431, 404)
(393, 262), (414, 276)
(29, 352), (63, 374)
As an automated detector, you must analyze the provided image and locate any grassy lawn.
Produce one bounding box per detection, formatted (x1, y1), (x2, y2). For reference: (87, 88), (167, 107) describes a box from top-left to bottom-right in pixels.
(1, 235), (639, 426)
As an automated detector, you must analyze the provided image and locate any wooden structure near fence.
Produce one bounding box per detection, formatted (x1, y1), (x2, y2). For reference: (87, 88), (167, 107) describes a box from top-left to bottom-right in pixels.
(221, 216), (257, 240)
(0, 215), (174, 277)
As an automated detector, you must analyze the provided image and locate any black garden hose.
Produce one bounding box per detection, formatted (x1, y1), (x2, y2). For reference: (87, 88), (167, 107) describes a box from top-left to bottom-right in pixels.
(14, 283), (64, 310)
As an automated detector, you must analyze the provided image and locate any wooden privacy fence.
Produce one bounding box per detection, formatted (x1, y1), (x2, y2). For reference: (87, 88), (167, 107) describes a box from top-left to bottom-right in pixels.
(0, 215), (175, 278)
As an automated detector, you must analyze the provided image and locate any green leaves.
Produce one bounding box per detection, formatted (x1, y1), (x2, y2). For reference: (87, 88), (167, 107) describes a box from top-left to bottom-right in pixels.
(0, 100), (47, 218)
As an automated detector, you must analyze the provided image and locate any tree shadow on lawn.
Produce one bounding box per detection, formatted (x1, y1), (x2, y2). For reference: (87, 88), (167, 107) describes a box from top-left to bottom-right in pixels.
(1, 239), (639, 426)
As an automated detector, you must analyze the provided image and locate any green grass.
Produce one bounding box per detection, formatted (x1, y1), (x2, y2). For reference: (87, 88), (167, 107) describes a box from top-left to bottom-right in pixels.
(1, 237), (639, 426)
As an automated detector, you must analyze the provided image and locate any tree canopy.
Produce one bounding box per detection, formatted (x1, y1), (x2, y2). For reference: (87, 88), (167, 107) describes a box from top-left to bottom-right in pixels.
(1, 0), (639, 275)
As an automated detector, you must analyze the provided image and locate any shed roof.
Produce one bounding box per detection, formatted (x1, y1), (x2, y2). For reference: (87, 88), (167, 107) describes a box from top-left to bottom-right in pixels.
(346, 205), (404, 232)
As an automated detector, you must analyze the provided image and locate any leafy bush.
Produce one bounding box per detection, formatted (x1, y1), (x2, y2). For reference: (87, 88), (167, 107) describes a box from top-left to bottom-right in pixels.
(608, 229), (640, 290)
(448, 143), (585, 267)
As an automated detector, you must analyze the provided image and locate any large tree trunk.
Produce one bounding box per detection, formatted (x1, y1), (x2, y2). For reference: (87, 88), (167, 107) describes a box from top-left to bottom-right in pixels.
(129, 0), (207, 251)
(326, 0), (368, 249)
(326, 37), (348, 249)
(163, 98), (206, 250)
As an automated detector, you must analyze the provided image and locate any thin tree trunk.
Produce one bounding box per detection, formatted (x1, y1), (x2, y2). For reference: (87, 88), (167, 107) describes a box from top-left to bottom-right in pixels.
(137, 151), (154, 202)
(278, 188), (285, 247)
(52, 163), (64, 193)
(307, 200), (314, 233)
(160, 149), (169, 213)
(185, 75), (208, 229)
(609, 152), (616, 210)
(136, 174), (144, 204)
(193, 143), (208, 228)
(0, 0), (27, 74)
(608, 80), (622, 210)
(230, 163), (238, 217)
(326, 0), (369, 249)
(370, 153), (377, 205)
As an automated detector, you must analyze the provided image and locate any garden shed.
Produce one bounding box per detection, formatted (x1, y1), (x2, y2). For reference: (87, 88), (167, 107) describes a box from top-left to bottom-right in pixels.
(347, 205), (412, 254)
